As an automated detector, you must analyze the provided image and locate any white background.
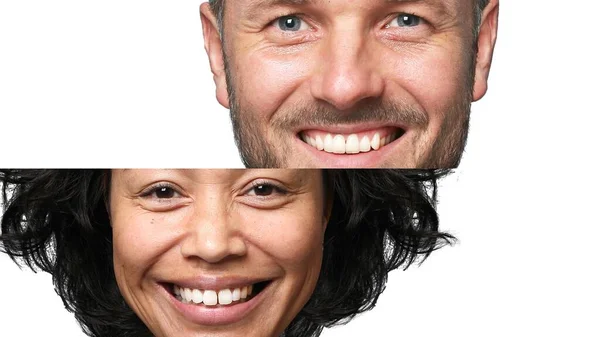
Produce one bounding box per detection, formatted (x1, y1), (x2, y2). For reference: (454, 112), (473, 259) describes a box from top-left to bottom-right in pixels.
(1, 0), (600, 336)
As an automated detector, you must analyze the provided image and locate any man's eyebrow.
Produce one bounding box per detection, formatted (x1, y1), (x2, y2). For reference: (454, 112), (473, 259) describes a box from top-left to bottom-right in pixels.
(386, 0), (453, 17)
(248, 0), (315, 7)
(244, 0), (453, 17)
(241, 0), (315, 19)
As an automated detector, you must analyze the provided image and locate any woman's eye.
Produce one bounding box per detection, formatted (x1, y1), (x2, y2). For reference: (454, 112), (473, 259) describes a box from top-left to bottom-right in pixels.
(142, 185), (180, 199)
(277, 15), (308, 32)
(154, 186), (175, 199)
(388, 13), (422, 28)
(248, 184), (276, 197)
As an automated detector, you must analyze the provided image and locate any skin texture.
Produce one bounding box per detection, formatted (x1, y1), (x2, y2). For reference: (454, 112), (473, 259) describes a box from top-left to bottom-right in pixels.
(110, 169), (329, 337)
(201, 0), (499, 168)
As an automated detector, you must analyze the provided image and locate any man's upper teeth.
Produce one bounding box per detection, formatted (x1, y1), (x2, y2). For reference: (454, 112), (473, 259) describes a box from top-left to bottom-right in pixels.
(303, 132), (394, 154)
(174, 284), (253, 306)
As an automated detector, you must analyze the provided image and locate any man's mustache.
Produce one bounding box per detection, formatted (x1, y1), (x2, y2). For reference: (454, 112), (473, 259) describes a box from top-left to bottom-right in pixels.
(272, 99), (429, 130)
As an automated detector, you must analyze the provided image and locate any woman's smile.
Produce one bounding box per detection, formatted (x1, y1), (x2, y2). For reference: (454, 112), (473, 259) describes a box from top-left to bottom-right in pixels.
(159, 278), (274, 325)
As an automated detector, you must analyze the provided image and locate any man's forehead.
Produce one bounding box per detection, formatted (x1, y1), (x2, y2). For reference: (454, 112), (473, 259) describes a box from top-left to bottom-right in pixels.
(244, 0), (448, 4)
(236, 0), (460, 19)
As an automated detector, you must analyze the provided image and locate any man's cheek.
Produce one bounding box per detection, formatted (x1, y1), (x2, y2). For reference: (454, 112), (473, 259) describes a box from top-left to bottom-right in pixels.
(390, 51), (467, 112)
(237, 54), (311, 114)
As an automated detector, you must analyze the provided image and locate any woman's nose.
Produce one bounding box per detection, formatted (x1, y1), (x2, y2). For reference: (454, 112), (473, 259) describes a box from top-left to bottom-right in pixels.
(179, 204), (247, 264)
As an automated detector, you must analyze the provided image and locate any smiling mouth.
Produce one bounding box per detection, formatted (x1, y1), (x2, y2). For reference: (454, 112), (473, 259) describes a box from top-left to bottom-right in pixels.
(170, 281), (271, 307)
(299, 127), (405, 155)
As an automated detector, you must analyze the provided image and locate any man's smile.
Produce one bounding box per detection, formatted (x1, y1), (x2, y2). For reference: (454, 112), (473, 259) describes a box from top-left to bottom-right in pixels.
(290, 124), (416, 167)
(299, 126), (406, 155)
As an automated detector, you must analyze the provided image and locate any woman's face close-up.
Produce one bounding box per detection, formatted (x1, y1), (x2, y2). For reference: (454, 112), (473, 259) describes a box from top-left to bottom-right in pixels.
(109, 169), (328, 337)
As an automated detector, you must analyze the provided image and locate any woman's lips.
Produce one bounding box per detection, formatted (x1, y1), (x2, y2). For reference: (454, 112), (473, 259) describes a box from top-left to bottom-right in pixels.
(163, 281), (271, 326)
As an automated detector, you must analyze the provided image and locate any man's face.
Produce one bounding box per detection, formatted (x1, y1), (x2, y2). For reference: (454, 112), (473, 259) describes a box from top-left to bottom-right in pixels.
(202, 0), (498, 168)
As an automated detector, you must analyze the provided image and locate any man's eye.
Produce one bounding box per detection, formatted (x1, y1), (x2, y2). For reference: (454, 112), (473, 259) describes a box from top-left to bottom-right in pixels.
(388, 13), (422, 28)
(277, 15), (308, 32)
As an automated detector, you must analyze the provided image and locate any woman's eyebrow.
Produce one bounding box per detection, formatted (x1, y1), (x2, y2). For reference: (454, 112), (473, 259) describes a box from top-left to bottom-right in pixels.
(236, 169), (313, 191)
(118, 169), (186, 186)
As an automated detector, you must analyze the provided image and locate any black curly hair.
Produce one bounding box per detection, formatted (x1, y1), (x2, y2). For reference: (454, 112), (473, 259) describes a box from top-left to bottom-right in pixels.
(0, 169), (454, 337)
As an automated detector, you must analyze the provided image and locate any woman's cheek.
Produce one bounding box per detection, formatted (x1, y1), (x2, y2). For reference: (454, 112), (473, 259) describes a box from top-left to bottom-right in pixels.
(113, 210), (189, 270)
(245, 208), (324, 265)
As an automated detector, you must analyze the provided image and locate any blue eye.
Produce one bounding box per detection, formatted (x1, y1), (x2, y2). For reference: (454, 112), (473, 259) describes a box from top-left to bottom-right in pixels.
(396, 14), (421, 27)
(278, 16), (303, 31)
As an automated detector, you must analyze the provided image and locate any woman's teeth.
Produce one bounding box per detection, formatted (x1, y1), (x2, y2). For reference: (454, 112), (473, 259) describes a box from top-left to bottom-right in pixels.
(173, 284), (253, 306)
(301, 132), (398, 154)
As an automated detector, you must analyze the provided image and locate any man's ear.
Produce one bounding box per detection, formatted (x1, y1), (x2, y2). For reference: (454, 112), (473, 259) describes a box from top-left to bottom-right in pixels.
(200, 3), (230, 109)
(472, 0), (499, 102)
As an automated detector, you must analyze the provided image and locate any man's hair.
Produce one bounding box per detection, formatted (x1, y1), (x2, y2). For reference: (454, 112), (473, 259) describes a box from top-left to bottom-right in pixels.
(476, 0), (492, 22)
(1, 169), (454, 337)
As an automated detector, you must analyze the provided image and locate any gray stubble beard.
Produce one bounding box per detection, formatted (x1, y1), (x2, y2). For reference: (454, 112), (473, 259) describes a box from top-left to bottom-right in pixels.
(224, 40), (476, 169)
(225, 56), (285, 168)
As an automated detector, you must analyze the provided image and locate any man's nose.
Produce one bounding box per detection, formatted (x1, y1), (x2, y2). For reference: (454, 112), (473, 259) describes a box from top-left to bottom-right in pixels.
(179, 205), (247, 264)
(310, 28), (385, 111)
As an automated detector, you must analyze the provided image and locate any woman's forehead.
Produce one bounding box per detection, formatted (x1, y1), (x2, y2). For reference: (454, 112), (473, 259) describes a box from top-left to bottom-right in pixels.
(111, 169), (319, 187)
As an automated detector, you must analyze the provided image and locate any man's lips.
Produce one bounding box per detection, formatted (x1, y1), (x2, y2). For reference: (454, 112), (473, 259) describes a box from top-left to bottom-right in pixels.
(298, 126), (405, 155)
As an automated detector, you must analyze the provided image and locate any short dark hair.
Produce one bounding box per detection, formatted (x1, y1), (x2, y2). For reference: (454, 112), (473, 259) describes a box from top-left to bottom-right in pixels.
(1, 169), (454, 337)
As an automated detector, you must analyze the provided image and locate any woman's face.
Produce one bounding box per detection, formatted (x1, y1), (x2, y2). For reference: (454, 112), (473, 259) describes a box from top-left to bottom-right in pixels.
(110, 169), (328, 337)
